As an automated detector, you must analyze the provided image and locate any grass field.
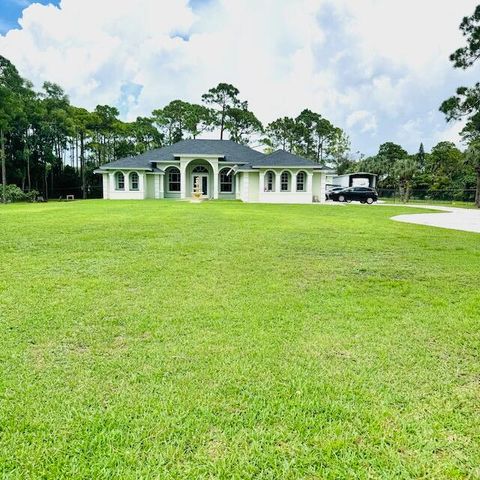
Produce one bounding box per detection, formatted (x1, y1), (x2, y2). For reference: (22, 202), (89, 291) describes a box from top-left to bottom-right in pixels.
(1, 200), (479, 479)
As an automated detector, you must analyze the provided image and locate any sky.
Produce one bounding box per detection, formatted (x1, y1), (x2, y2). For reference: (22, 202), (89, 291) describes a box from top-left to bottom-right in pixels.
(0, 0), (479, 156)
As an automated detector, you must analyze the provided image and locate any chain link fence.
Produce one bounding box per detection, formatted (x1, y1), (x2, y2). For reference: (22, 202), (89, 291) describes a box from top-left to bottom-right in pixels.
(377, 188), (477, 207)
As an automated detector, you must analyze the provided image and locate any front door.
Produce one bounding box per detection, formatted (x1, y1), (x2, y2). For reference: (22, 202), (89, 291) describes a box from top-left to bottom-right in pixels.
(193, 174), (208, 196)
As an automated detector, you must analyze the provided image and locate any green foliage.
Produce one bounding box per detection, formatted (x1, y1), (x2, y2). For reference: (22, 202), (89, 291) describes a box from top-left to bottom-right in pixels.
(440, 4), (480, 206)
(449, 5), (480, 69)
(201, 83), (241, 139)
(262, 110), (350, 164)
(3, 184), (38, 202)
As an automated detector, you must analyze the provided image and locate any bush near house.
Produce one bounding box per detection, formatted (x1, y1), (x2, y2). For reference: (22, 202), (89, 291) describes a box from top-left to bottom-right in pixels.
(2, 184), (39, 202)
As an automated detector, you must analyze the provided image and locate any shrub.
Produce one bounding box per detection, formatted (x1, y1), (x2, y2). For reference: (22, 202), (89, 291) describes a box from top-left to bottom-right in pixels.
(2, 185), (39, 203)
(4, 185), (26, 202)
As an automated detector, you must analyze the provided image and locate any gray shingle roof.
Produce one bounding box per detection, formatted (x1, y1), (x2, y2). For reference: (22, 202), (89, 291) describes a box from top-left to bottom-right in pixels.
(253, 149), (328, 169)
(98, 139), (264, 170)
(97, 140), (333, 172)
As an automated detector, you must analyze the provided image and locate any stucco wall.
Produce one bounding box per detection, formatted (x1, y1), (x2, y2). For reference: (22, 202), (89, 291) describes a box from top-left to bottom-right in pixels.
(311, 172), (326, 203)
(145, 175), (155, 199)
(100, 167), (326, 204)
(106, 171), (146, 200)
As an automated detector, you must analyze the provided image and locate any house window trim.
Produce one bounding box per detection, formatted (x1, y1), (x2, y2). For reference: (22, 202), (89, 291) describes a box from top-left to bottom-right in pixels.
(264, 170), (276, 192)
(280, 170), (291, 192)
(192, 165), (209, 174)
(129, 171), (139, 191)
(296, 171), (306, 192)
(115, 171), (125, 191)
(219, 168), (234, 193)
(166, 167), (181, 193)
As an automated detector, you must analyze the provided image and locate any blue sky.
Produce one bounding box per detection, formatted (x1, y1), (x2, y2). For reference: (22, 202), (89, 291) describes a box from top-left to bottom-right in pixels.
(0, 0), (479, 156)
(0, 0), (59, 33)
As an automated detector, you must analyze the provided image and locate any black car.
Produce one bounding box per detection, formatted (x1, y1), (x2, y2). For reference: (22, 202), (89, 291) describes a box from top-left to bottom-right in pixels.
(329, 186), (378, 204)
(325, 186), (345, 200)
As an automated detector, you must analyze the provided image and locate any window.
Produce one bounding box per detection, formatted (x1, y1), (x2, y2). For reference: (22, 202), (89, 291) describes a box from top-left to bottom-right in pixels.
(192, 165), (208, 173)
(296, 171), (306, 192)
(115, 172), (125, 190)
(219, 168), (233, 193)
(129, 172), (139, 191)
(167, 167), (181, 192)
(280, 171), (291, 192)
(264, 171), (275, 192)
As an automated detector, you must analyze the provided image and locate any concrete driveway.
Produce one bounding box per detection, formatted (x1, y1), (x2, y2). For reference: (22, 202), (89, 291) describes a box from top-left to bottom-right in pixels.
(386, 204), (480, 234)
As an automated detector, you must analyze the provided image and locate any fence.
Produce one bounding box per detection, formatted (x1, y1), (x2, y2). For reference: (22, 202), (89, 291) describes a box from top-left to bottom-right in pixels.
(377, 188), (477, 206)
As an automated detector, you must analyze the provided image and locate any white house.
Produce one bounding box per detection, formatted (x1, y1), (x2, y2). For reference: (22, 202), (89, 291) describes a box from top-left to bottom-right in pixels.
(95, 139), (333, 204)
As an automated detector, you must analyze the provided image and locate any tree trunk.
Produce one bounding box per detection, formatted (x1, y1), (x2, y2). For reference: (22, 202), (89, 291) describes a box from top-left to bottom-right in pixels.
(476, 166), (480, 208)
(1, 129), (6, 203)
(26, 149), (31, 192)
(80, 132), (86, 199)
(220, 105), (225, 140)
(44, 159), (48, 201)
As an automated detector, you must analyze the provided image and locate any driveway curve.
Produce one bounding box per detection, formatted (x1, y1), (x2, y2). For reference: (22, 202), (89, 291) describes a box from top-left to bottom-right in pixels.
(386, 204), (480, 233)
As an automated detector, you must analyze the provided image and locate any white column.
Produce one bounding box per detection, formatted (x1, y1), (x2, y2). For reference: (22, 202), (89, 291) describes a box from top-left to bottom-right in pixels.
(235, 174), (240, 199)
(158, 174), (164, 198)
(275, 170), (281, 192)
(242, 172), (250, 201)
(154, 174), (160, 199)
(103, 173), (109, 199)
(180, 164), (187, 199)
(319, 172), (326, 204)
(307, 172), (313, 194)
(109, 172), (115, 198)
(213, 164), (219, 199)
(139, 173), (146, 199)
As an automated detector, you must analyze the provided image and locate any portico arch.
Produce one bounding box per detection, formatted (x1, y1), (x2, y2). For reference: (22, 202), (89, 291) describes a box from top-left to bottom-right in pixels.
(185, 159), (215, 198)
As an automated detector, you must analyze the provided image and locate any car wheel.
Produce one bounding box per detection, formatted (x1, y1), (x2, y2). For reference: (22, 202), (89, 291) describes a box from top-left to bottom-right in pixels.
(366, 197), (374, 204)
(338, 195), (345, 202)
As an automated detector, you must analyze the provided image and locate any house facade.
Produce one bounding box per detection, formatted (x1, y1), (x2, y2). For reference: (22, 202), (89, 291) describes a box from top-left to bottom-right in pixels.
(95, 139), (333, 203)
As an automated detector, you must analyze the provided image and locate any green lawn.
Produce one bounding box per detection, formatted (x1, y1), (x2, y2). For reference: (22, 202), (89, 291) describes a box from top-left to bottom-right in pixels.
(1, 200), (479, 479)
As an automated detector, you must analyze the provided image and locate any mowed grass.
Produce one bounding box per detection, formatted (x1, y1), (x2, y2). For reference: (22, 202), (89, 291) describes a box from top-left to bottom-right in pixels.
(0, 200), (479, 479)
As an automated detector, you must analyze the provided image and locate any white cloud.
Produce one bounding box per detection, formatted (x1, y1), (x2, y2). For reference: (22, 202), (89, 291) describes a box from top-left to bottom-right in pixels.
(0, 0), (479, 154)
(346, 110), (377, 134)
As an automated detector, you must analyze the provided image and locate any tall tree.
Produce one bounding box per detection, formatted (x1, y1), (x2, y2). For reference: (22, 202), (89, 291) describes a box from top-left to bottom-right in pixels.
(394, 158), (417, 203)
(294, 109), (346, 163)
(450, 5), (480, 69)
(223, 106), (263, 144)
(201, 83), (241, 140)
(152, 100), (190, 145)
(262, 117), (297, 152)
(0, 56), (26, 202)
(440, 5), (480, 207)
(417, 143), (426, 171)
(183, 103), (214, 139)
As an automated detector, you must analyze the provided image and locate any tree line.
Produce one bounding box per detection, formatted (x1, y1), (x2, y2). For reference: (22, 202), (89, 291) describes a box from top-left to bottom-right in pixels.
(0, 62), (350, 202)
(1, 3), (480, 206)
(338, 140), (477, 203)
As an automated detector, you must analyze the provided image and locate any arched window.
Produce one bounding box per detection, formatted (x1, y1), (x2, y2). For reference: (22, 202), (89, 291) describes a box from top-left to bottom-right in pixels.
(219, 168), (233, 193)
(192, 165), (209, 173)
(296, 171), (306, 192)
(167, 167), (181, 192)
(264, 171), (275, 192)
(129, 172), (139, 191)
(280, 171), (291, 192)
(115, 172), (125, 190)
